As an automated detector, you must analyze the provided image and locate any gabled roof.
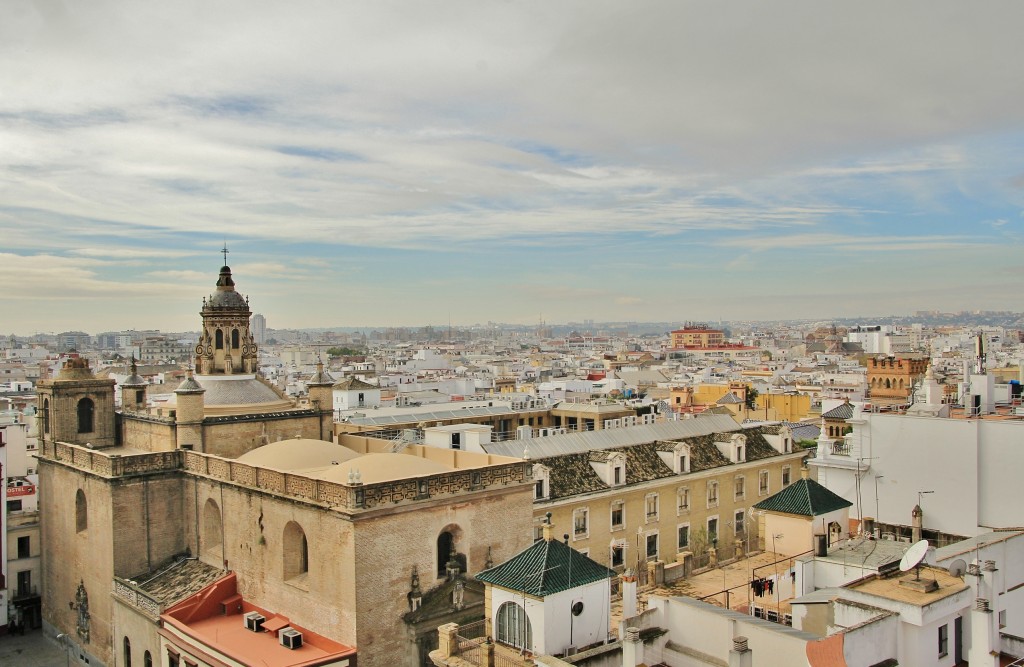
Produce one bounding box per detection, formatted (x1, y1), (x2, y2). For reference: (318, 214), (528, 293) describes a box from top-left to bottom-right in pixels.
(333, 377), (378, 390)
(716, 392), (743, 405)
(821, 402), (854, 420)
(754, 478), (852, 517)
(476, 538), (614, 597)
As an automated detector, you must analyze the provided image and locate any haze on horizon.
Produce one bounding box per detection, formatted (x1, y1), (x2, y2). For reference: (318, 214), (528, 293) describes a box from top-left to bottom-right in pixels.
(2, 1), (1023, 335)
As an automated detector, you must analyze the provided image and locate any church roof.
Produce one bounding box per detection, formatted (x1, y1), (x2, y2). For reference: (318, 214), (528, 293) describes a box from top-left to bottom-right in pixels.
(174, 372), (205, 394)
(753, 477), (852, 517)
(196, 375), (284, 405)
(821, 402), (855, 420)
(236, 438), (361, 471)
(205, 265), (249, 310)
(307, 363), (334, 387)
(476, 537), (614, 597)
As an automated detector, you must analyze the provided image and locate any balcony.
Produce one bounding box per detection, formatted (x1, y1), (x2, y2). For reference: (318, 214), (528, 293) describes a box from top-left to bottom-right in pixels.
(831, 441), (851, 456)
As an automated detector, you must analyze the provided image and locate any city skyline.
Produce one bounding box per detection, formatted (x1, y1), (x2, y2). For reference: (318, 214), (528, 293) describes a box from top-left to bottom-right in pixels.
(2, 2), (1023, 333)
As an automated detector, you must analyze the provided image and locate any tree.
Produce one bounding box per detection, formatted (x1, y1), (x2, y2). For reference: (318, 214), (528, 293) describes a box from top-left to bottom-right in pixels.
(744, 387), (759, 411)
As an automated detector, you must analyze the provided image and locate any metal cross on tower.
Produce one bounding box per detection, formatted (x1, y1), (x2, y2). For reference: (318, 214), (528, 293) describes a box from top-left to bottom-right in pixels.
(221, 243), (229, 265)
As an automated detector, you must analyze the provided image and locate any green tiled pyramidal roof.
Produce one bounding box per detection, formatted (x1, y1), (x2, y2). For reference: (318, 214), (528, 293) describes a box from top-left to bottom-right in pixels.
(476, 538), (614, 597)
(753, 477), (852, 517)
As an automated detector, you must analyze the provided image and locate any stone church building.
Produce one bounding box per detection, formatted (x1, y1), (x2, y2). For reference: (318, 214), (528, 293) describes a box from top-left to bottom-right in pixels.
(38, 261), (534, 667)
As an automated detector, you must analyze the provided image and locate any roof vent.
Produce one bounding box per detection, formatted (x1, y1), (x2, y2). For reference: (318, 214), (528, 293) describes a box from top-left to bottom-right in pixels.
(280, 628), (303, 649)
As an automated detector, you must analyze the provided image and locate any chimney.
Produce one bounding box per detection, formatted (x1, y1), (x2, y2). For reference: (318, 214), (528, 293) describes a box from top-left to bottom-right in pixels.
(622, 627), (644, 667)
(729, 636), (753, 667)
(801, 466), (810, 480)
(621, 571), (638, 620)
(969, 598), (1000, 667)
(911, 505), (923, 544)
(862, 517), (875, 538)
(542, 512), (554, 542)
(814, 533), (828, 557)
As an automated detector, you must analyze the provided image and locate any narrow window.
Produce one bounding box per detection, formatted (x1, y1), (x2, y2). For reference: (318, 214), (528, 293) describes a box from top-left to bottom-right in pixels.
(610, 501), (624, 529)
(283, 521), (309, 581)
(573, 508), (588, 537)
(42, 398), (50, 434)
(231, 329), (240, 349)
(215, 329), (224, 349)
(677, 524), (689, 550)
(124, 637), (132, 667)
(77, 397), (94, 434)
(646, 533), (658, 559)
(76, 489), (88, 533)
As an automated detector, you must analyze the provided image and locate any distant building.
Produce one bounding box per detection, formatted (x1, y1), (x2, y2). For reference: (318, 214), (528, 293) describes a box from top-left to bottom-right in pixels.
(252, 313), (267, 346)
(670, 324), (724, 349)
(56, 331), (91, 352)
(866, 355), (929, 404)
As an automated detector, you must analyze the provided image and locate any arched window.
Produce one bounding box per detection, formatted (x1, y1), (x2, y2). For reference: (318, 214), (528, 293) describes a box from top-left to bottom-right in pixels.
(42, 398), (50, 434)
(202, 499), (223, 558)
(76, 489), (88, 533)
(231, 329), (240, 349)
(437, 531), (454, 577)
(123, 637), (132, 667)
(283, 521), (308, 580)
(77, 397), (94, 434)
(215, 330), (224, 350)
(495, 601), (532, 650)
(885, 378), (891, 389)
(144, 651), (152, 667)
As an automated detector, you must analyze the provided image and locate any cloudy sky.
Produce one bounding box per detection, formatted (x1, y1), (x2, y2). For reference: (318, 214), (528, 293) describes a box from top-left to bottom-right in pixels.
(3, 1), (1023, 334)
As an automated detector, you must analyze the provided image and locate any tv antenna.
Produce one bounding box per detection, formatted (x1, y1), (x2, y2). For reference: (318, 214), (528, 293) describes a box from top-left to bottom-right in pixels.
(899, 539), (930, 581)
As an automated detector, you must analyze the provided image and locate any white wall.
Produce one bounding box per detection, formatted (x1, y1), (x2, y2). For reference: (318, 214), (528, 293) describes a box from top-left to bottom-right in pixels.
(540, 579), (611, 656)
(815, 414), (985, 536)
(644, 596), (813, 667)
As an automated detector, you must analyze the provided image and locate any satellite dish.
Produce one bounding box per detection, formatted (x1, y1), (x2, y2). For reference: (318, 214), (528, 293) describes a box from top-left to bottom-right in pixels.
(899, 540), (930, 578)
(948, 558), (967, 578)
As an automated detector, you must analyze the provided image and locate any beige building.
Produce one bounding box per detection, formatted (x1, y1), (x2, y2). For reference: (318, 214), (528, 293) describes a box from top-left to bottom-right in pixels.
(486, 415), (807, 575)
(37, 262), (535, 667)
(669, 325), (725, 349)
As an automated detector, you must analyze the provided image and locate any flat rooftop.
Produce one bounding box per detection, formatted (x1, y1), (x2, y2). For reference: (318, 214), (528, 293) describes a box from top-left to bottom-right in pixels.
(846, 565), (967, 607)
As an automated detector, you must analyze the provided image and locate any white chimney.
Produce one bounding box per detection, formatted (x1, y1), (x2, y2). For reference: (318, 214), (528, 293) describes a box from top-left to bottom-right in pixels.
(729, 636), (753, 667)
(622, 627), (643, 667)
(968, 598), (999, 667)
(621, 572), (638, 620)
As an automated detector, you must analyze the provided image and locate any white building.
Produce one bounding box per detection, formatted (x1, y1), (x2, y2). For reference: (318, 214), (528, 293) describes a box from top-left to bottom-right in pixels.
(475, 516), (614, 657)
(811, 408), (1024, 538)
(332, 377), (381, 412)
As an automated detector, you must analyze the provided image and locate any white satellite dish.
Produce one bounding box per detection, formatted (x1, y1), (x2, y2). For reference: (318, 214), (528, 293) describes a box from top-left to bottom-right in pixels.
(948, 558), (967, 578)
(899, 540), (930, 579)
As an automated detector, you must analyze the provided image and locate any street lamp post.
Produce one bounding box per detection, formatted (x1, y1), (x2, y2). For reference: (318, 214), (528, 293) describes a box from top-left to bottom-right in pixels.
(56, 633), (71, 667)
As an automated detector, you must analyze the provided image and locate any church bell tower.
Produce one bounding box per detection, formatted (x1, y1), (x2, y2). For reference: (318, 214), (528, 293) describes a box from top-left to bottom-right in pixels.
(194, 246), (258, 375)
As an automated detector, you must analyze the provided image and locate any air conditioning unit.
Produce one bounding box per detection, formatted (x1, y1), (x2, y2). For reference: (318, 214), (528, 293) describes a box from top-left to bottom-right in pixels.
(280, 628), (303, 649)
(243, 612), (265, 632)
(564, 646), (578, 656)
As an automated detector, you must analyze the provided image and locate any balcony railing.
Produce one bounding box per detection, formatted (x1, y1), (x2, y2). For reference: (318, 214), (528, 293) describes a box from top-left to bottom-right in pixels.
(832, 441), (851, 456)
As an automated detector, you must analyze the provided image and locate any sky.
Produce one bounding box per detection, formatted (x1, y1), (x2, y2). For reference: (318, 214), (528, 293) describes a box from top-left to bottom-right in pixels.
(2, 1), (1024, 335)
